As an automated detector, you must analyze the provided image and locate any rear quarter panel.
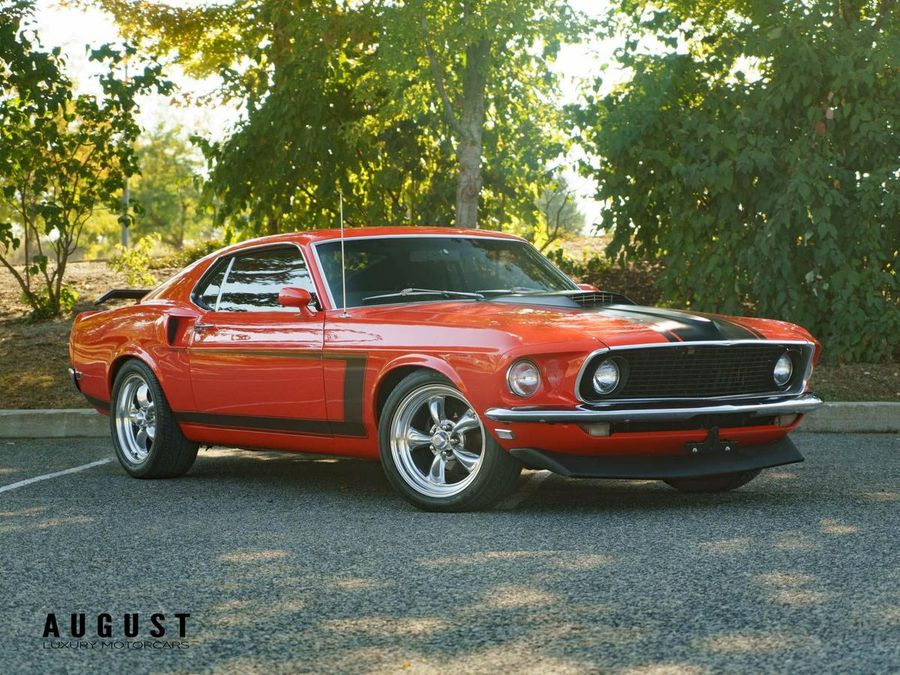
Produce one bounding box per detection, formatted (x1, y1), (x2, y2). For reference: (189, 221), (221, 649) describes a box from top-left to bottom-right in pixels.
(69, 301), (195, 413)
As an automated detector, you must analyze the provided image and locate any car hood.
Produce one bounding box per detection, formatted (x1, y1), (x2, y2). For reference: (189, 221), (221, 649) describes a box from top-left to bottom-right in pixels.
(366, 298), (815, 351)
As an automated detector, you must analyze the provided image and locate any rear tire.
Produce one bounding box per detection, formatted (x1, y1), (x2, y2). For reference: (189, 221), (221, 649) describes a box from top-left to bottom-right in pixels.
(110, 359), (199, 478)
(664, 469), (761, 493)
(379, 370), (521, 511)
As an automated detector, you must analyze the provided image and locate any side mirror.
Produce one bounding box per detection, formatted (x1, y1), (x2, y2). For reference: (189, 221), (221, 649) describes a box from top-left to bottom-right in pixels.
(278, 287), (315, 315)
(576, 283), (600, 292)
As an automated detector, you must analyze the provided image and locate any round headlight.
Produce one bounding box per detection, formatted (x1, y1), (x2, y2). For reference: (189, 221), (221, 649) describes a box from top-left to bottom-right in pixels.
(507, 360), (541, 397)
(593, 359), (620, 395)
(773, 352), (793, 387)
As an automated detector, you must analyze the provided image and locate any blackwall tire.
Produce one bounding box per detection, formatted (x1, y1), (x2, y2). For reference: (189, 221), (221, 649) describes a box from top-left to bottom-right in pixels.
(110, 359), (199, 479)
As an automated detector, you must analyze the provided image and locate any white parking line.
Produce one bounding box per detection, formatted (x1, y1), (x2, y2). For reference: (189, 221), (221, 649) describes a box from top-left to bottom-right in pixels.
(0, 458), (112, 495)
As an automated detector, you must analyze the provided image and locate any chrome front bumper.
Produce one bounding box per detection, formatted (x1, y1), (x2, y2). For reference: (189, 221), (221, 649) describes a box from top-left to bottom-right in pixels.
(485, 394), (823, 424)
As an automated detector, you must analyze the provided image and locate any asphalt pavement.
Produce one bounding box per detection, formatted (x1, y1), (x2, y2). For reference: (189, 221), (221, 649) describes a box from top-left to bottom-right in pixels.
(0, 433), (898, 674)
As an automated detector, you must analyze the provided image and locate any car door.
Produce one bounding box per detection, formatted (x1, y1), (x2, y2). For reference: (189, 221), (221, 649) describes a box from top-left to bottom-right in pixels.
(186, 245), (328, 434)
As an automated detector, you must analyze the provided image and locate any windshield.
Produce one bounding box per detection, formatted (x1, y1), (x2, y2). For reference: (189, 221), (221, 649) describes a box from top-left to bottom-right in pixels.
(315, 236), (577, 307)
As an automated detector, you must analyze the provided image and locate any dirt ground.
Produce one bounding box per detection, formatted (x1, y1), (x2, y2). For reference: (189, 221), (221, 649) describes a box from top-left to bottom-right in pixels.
(0, 261), (897, 408)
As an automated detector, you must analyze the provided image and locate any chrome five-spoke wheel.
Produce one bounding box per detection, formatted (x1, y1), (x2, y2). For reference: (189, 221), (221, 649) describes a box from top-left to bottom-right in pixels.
(390, 384), (486, 498)
(114, 373), (156, 465)
(380, 371), (522, 510)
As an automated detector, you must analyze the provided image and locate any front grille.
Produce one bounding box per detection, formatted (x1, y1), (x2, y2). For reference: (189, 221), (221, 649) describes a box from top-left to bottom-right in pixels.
(579, 343), (809, 402)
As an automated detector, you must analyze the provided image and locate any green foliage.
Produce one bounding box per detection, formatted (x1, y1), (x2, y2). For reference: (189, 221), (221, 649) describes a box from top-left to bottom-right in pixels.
(575, 0), (899, 362)
(0, 4), (170, 318)
(526, 176), (586, 250)
(26, 284), (78, 320)
(130, 125), (211, 249)
(107, 233), (160, 286)
(156, 238), (225, 269)
(98, 0), (586, 234)
(547, 247), (663, 306)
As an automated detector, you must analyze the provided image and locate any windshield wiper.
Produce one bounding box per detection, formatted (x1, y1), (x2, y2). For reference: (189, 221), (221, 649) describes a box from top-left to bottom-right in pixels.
(362, 288), (485, 305)
(476, 287), (551, 296)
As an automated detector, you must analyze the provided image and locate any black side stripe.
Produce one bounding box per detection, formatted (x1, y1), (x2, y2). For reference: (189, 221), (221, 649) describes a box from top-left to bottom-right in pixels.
(176, 353), (368, 438)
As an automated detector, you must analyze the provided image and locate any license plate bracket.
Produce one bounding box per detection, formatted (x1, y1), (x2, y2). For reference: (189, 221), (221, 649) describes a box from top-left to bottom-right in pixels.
(684, 427), (736, 455)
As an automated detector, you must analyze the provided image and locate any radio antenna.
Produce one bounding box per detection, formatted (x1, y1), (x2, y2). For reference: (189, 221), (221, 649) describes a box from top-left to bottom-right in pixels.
(339, 191), (348, 317)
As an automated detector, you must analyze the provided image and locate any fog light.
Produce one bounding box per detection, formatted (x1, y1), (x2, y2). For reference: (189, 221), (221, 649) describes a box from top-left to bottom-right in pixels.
(773, 352), (793, 387)
(579, 423), (611, 437)
(776, 414), (799, 427)
(592, 360), (620, 395)
(507, 360), (541, 397)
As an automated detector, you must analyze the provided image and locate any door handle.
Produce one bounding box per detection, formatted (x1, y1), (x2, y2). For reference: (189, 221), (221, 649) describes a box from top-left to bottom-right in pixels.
(193, 322), (214, 333)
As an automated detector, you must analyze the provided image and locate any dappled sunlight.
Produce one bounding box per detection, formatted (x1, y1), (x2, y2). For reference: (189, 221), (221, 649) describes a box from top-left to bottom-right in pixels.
(698, 537), (752, 554)
(820, 518), (858, 534)
(422, 550), (615, 570)
(874, 605), (900, 625)
(552, 553), (615, 570)
(862, 490), (900, 502)
(756, 571), (817, 587)
(0, 505), (46, 517)
(621, 663), (706, 675)
(331, 577), (392, 591)
(480, 585), (558, 609)
(696, 631), (820, 653)
(774, 531), (819, 551)
(423, 550), (553, 567)
(756, 571), (830, 605)
(219, 549), (290, 563)
(324, 616), (449, 637)
(770, 589), (830, 605)
(765, 471), (798, 480)
(0, 514), (92, 534)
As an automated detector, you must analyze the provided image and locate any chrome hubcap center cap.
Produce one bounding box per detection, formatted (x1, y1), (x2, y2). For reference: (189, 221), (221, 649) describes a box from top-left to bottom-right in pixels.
(431, 430), (451, 451)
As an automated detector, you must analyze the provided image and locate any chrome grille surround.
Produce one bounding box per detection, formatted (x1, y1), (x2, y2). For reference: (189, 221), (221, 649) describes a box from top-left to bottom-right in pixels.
(575, 340), (816, 405)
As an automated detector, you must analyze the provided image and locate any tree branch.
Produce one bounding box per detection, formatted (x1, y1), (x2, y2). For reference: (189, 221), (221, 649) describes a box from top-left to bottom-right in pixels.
(421, 15), (463, 138)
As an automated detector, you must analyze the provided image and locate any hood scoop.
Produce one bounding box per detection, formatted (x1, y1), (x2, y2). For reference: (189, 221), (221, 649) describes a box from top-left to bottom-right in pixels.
(492, 290), (635, 309)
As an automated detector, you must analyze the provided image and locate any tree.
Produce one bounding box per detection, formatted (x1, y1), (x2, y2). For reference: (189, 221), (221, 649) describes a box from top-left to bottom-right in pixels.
(533, 175), (585, 250)
(575, 0), (899, 362)
(130, 125), (209, 249)
(93, 0), (584, 232)
(0, 3), (170, 317)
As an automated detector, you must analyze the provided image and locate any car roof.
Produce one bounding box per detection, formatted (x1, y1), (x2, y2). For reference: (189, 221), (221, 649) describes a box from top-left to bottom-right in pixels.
(225, 226), (525, 250)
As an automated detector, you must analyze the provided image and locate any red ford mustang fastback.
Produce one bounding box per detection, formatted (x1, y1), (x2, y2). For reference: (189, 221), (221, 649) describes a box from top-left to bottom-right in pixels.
(69, 227), (822, 510)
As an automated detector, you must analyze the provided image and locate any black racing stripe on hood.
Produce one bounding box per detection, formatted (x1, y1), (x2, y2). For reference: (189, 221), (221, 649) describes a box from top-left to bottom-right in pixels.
(598, 305), (759, 342)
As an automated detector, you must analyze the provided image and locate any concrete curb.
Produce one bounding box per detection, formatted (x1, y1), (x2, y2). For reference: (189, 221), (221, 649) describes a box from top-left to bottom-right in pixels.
(0, 402), (897, 438)
(800, 402), (900, 434)
(0, 409), (108, 439)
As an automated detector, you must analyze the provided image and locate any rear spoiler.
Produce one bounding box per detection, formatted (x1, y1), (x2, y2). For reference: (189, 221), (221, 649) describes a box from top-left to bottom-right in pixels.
(94, 289), (151, 305)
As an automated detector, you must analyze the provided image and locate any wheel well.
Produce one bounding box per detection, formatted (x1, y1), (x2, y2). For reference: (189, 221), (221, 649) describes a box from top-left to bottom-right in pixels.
(374, 366), (443, 423)
(108, 354), (147, 392)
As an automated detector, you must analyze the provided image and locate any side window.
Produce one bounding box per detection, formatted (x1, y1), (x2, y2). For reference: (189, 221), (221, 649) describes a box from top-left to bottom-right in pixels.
(216, 247), (314, 312)
(194, 258), (229, 310)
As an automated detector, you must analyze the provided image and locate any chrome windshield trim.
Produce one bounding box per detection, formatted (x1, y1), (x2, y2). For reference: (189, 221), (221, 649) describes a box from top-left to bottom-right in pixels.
(485, 393), (823, 424)
(575, 340), (817, 405)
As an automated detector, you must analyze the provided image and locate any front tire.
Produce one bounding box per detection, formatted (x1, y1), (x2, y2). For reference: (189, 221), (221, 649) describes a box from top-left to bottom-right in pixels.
(663, 469), (761, 493)
(379, 371), (521, 511)
(110, 359), (199, 478)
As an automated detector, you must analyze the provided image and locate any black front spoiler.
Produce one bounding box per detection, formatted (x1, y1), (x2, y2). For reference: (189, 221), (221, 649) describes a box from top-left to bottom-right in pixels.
(509, 436), (803, 479)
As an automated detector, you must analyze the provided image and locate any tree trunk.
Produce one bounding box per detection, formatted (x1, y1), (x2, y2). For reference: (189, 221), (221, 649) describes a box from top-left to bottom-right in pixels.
(454, 39), (489, 229)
